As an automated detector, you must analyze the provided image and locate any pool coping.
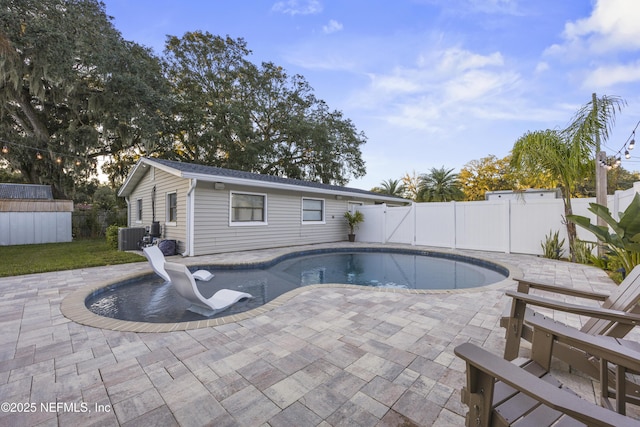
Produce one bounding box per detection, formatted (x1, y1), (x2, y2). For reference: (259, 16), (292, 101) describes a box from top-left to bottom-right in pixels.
(60, 244), (521, 332)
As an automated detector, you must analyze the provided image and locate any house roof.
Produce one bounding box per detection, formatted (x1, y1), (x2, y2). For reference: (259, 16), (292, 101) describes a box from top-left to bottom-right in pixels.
(0, 183), (53, 200)
(118, 157), (409, 204)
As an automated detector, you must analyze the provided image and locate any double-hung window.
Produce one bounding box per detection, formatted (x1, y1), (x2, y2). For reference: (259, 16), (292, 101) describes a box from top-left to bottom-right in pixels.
(230, 192), (267, 225)
(136, 199), (143, 222)
(302, 198), (325, 223)
(167, 192), (177, 224)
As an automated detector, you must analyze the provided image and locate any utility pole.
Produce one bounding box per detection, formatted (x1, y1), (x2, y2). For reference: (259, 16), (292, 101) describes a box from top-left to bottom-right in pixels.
(593, 93), (607, 257)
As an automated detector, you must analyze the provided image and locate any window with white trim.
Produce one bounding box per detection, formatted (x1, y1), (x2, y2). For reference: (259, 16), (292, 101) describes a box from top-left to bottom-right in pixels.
(167, 192), (177, 224)
(136, 198), (143, 222)
(230, 192), (267, 224)
(302, 198), (325, 223)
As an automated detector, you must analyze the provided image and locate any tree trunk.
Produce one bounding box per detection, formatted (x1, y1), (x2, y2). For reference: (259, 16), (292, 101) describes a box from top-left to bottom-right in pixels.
(562, 189), (577, 262)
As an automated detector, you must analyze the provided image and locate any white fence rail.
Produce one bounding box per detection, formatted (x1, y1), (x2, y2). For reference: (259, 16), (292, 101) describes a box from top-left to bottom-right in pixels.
(356, 182), (640, 256)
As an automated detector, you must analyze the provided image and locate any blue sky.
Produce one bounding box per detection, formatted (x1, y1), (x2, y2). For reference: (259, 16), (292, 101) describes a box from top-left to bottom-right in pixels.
(102, 0), (640, 190)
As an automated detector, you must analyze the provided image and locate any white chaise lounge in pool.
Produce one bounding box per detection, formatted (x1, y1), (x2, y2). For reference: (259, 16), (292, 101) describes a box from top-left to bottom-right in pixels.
(143, 245), (214, 282)
(163, 261), (252, 316)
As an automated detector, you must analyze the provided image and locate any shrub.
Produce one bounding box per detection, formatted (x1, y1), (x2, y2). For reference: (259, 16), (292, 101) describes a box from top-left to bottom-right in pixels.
(541, 230), (565, 259)
(571, 239), (596, 265)
(568, 193), (640, 274)
(105, 225), (119, 250)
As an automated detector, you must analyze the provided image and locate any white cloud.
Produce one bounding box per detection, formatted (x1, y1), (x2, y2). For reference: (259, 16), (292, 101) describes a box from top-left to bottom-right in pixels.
(368, 68), (427, 95)
(549, 0), (640, 55)
(534, 62), (549, 74)
(583, 61), (640, 88)
(386, 101), (444, 132)
(443, 69), (515, 102)
(351, 46), (522, 131)
(322, 19), (343, 34)
(433, 48), (504, 73)
(272, 0), (322, 16)
(369, 48), (507, 97)
(542, 0), (640, 90)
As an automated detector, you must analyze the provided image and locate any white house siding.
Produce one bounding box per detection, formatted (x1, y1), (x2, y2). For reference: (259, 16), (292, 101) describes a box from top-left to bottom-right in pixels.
(192, 181), (373, 255)
(127, 167), (189, 253)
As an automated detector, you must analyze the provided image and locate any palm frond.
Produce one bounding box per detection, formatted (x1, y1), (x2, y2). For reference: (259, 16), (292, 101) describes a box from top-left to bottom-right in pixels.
(563, 94), (626, 151)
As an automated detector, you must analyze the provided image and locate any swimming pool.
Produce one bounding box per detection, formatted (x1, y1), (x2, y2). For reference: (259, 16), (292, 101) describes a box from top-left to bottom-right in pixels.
(85, 248), (508, 323)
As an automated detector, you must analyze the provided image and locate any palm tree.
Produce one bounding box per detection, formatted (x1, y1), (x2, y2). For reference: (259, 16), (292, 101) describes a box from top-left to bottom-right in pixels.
(511, 129), (589, 259)
(565, 94), (626, 152)
(417, 167), (463, 202)
(372, 178), (406, 197)
(510, 94), (625, 260)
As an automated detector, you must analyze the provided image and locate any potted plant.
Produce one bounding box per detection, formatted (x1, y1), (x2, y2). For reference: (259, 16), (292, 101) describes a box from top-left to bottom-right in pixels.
(344, 210), (364, 242)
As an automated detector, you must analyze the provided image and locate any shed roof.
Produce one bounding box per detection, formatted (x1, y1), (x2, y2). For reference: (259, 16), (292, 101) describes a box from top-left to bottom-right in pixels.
(119, 157), (409, 204)
(0, 183), (53, 200)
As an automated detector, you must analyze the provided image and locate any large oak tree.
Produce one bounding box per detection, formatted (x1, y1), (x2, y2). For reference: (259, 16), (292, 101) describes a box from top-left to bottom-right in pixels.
(0, 0), (170, 198)
(1, 3), (367, 198)
(162, 31), (366, 185)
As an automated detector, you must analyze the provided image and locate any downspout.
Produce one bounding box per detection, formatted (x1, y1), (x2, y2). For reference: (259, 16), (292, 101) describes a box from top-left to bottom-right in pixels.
(182, 179), (197, 257)
(124, 197), (130, 226)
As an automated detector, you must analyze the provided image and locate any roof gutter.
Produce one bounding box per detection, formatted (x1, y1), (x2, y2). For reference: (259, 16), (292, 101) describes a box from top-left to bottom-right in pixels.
(129, 157), (409, 204)
(179, 172), (408, 204)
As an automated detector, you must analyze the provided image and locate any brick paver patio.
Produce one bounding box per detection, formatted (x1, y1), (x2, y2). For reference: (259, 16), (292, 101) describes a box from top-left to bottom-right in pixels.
(0, 243), (636, 426)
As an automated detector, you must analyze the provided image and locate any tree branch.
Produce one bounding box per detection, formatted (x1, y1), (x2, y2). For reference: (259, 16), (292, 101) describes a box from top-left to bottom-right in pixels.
(16, 88), (50, 142)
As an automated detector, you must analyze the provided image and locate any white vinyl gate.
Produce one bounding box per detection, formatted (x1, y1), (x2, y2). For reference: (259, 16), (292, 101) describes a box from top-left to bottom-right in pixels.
(355, 182), (640, 256)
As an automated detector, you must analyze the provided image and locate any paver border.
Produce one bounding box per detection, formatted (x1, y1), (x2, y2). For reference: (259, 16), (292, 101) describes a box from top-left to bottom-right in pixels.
(60, 245), (521, 332)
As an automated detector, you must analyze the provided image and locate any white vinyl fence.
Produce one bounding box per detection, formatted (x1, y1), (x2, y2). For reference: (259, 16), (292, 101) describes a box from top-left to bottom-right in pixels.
(356, 182), (640, 256)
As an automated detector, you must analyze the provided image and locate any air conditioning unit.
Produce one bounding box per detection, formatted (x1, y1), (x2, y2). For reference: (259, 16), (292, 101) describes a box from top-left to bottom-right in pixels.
(118, 227), (146, 251)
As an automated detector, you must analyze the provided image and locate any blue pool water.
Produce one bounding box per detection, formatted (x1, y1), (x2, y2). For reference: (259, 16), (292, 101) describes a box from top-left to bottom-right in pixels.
(86, 249), (508, 323)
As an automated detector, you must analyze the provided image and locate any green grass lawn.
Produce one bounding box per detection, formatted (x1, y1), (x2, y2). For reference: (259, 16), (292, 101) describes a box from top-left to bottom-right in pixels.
(0, 239), (146, 277)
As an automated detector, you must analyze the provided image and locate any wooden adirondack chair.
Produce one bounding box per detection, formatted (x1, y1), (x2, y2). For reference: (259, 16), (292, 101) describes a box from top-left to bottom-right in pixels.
(502, 265), (640, 359)
(456, 313), (640, 426)
(501, 265), (640, 406)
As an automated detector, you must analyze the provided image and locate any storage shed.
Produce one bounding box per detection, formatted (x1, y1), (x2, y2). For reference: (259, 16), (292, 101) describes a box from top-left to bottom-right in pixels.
(118, 158), (409, 256)
(0, 184), (73, 245)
